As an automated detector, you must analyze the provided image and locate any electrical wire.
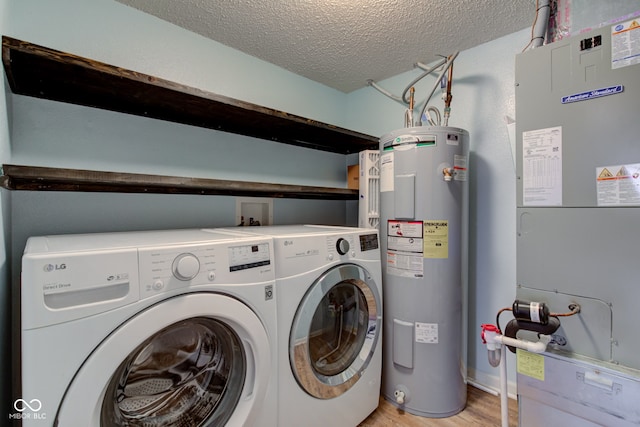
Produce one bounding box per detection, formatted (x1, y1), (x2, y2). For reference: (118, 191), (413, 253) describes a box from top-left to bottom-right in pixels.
(522, 0), (551, 52)
(495, 307), (512, 334)
(366, 56), (448, 108)
(425, 106), (441, 126)
(366, 80), (404, 105)
(367, 52), (457, 126)
(522, 0), (541, 51)
(401, 57), (448, 104)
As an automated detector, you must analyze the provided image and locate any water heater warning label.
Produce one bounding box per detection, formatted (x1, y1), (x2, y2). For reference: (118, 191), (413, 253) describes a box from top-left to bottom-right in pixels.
(386, 220), (450, 278)
(387, 220), (424, 278)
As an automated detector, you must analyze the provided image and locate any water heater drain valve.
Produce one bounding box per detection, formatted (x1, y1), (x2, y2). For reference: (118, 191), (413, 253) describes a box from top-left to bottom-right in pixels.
(392, 385), (410, 405)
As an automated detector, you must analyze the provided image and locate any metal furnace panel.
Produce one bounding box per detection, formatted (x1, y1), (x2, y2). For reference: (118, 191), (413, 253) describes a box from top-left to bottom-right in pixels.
(515, 23), (640, 207)
(515, 19), (640, 371)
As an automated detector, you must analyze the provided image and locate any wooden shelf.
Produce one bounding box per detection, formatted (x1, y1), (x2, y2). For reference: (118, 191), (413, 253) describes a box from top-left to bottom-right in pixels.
(1, 36), (375, 199)
(0, 165), (359, 200)
(2, 36), (378, 154)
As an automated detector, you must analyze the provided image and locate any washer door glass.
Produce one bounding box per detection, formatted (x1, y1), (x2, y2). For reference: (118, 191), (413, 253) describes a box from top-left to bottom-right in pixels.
(100, 317), (245, 427)
(290, 263), (381, 399)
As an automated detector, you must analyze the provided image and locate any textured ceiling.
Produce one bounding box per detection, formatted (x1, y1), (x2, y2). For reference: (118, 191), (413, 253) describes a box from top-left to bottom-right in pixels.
(116, 0), (536, 93)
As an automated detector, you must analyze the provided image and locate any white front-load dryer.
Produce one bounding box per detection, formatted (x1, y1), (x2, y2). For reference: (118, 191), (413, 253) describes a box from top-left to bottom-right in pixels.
(215, 225), (383, 427)
(19, 229), (277, 427)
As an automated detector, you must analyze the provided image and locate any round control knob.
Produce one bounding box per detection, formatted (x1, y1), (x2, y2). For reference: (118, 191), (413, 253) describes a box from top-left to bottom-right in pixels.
(336, 238), (350, 255)
(172, 253), (200, 281)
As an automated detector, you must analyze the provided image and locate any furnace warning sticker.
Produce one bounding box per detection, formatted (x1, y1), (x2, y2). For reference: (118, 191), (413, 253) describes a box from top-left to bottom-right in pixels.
(386, 220), (424, 278)
(612, 18), (640, 69)
(596, 163), (640, 206)
(517, 349), (545, 381)
(423, 220), (448, 259)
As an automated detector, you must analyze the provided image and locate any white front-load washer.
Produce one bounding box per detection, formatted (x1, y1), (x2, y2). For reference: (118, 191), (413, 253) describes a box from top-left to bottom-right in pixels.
(19, 229), (277, 427)
(215, 225), (382, 427)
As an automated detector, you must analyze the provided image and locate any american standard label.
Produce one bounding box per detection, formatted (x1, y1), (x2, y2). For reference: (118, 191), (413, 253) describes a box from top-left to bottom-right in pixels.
(561, 85), (624, 104)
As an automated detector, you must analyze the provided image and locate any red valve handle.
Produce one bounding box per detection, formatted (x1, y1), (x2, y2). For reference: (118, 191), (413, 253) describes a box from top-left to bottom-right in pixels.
(480, 324), (500, 343)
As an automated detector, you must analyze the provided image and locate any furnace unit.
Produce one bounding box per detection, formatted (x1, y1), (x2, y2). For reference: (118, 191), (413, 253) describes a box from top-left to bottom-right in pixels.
(515, 16), (640, 426)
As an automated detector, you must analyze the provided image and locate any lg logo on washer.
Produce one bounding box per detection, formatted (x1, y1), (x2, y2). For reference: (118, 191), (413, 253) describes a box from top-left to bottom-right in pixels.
(43, 263), (66, 272)
(9, 398), (46, 420)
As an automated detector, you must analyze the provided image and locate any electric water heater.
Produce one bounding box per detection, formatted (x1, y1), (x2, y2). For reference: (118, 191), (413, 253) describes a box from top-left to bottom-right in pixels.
(379, 126), (469, 417)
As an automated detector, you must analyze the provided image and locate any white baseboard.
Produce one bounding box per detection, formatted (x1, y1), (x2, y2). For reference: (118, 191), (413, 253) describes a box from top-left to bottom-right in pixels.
(467, 367), (517, 400)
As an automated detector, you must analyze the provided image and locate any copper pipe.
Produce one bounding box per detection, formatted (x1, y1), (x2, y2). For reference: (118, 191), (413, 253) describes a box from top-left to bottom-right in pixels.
(444, 55), (454, 109)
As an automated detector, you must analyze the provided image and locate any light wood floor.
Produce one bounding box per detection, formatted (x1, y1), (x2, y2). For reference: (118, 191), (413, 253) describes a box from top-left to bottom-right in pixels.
(359, 385), (517, 426)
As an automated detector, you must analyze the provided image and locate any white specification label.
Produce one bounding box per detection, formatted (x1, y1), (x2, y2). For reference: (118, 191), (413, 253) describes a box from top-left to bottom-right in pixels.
(380, 152), (394, 192)
(596, 163), (640, 206)
(386, 251), (424, 278)
(522, 126), (563, 206)
(415, 322), (438, 344)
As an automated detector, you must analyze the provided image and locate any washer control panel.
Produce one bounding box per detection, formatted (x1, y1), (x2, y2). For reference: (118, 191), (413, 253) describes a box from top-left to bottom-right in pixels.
(138, 240), (272, 299)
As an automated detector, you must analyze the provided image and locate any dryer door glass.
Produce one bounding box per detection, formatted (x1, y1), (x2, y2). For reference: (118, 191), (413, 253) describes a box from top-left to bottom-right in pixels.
(290, 263), (381, 399)
(100, 317), (245, 427)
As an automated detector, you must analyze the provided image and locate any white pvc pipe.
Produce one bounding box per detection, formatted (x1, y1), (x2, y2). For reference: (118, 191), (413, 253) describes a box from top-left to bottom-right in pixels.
(499, 345), (509, 427)
(495, 334), (549, 353)
(483, 332), (550, 427)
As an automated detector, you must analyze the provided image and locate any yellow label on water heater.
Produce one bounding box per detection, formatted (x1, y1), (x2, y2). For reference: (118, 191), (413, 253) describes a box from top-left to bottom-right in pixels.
(423, 220), (448, 259)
